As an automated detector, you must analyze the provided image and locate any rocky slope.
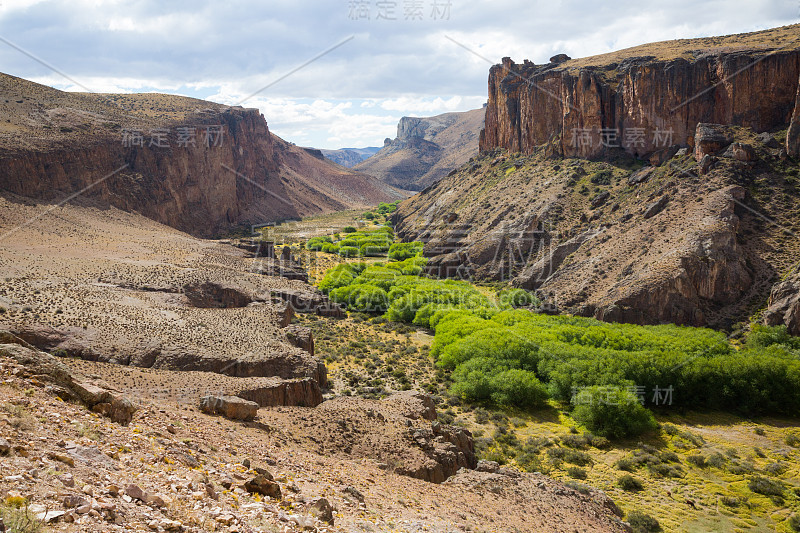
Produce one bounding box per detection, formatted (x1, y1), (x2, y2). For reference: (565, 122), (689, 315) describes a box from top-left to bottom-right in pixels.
(0, 345), (630, 532)
(320, 147), (381, 168)
(480, 25), (800, 161)
(0, 197), (327, 406)
(395, 125), (800, 329)
(0, 72), (405, 238)
(355, 108), (485, 191)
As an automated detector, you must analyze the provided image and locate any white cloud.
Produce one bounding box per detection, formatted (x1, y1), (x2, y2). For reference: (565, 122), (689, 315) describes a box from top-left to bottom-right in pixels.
(0, 0), (796, 148)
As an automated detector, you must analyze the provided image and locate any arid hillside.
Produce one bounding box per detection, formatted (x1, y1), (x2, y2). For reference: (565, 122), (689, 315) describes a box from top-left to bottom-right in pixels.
(355, 108), (485, 191)
(0, 72), (406, 237)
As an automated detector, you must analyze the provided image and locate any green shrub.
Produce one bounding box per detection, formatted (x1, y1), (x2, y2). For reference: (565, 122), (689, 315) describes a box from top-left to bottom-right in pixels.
(329, 284), (389, 313)
(343, 226), (357, 233)
(571, 386), (656, 439)
(338, 246), (359, 258)
(388, 242), (424, 261)
(789, 514), (800, 532)
(627, 510), (662, 533)
(498, 288), (540, 309)
(617, 474), (644, 491)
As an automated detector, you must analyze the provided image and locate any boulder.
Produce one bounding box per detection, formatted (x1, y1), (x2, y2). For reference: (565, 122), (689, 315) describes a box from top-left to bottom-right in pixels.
(642, 195), (669, 219)
(698, 154), (715, 174)
(243, 474), (282, 499)
(199, 395), (258, 421)
(308, 498), (334, 525)
(236, 377), (323, 408)
(723, 142), (756, 162)
(184, 282), (252, 308)
(549, 54), (571, 64)
(694, 123), (732, 160)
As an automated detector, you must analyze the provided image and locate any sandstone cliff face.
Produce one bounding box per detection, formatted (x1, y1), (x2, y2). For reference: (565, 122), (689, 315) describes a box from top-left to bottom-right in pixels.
(481, 28), (800, 160)
(0, 73), (403, 237)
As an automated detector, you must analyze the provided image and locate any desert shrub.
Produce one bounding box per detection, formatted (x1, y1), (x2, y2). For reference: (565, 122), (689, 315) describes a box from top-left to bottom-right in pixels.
(566, 466), (587, 479)
(343, 226), (357, 233)
(627, 510), (662, 533)
(0, 502), (45, 533)
(388, 241), (424, 261)
(748, 475), (785, 498)
(617, 474), (644, 491)
(571, 386), (656, 439)
(786, 433), (800, 447)
(338, 246), (360, 258)
(686, 454), (706, 467)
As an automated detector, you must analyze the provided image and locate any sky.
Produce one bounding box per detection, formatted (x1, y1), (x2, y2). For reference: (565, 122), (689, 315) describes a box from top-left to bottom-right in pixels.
(0, 1), (797, 149)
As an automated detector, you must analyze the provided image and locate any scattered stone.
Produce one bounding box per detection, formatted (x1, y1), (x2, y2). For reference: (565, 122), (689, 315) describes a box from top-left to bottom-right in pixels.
(723, 142), (756, 161)
(47, 451), (74, 467)
(698, 154), (715, 174)
(243, 474), (282, 499)
(124, 484), (146, 501)
(308, 497), (334, 525)
(590, 191), (610, 209)
(642, 195), (669, 219)
(199, 395), (258, 421)
(0, 437), (9, 456)
(757, 132), (779, 148)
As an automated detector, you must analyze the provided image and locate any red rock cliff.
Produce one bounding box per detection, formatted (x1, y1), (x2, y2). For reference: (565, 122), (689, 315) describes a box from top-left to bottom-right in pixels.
(480, 26), (800, 159)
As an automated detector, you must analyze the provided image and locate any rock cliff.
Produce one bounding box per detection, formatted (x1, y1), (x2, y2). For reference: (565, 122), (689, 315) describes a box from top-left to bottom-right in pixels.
(480, 25), (800, 161)
(0, 72), (404, 237)
(355, 108), (485, 190)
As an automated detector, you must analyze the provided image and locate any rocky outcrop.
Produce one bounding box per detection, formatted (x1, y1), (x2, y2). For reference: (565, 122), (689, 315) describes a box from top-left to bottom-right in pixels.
(384, 390), (437, 421)
(236, 377), (323, 408)
(355, 108), (485, 191)
(0, 336), (137, 425)
(788, 73), (800, 157)
(480, 26), (800, 160)
(284, 325), (314, 356)
(763, 267), (800, 335)
(399, 422), (477, 483)
(6, 322), (326, 384)
(199, 395), (259, 421)
(271, 289), (345, 317)
(184, 282), (253, 308)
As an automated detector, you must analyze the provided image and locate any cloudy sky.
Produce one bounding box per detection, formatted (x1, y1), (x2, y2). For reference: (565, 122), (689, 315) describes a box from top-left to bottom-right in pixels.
(0, 1), (797, 149)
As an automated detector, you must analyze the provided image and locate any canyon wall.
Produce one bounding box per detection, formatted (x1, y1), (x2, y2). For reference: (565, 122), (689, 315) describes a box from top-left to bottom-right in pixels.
(480, 50), (800, 160)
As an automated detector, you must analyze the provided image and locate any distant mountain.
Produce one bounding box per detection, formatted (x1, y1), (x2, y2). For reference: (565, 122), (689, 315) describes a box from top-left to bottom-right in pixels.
(354, 108), (485, 191)
(320, 147), (382, 168)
